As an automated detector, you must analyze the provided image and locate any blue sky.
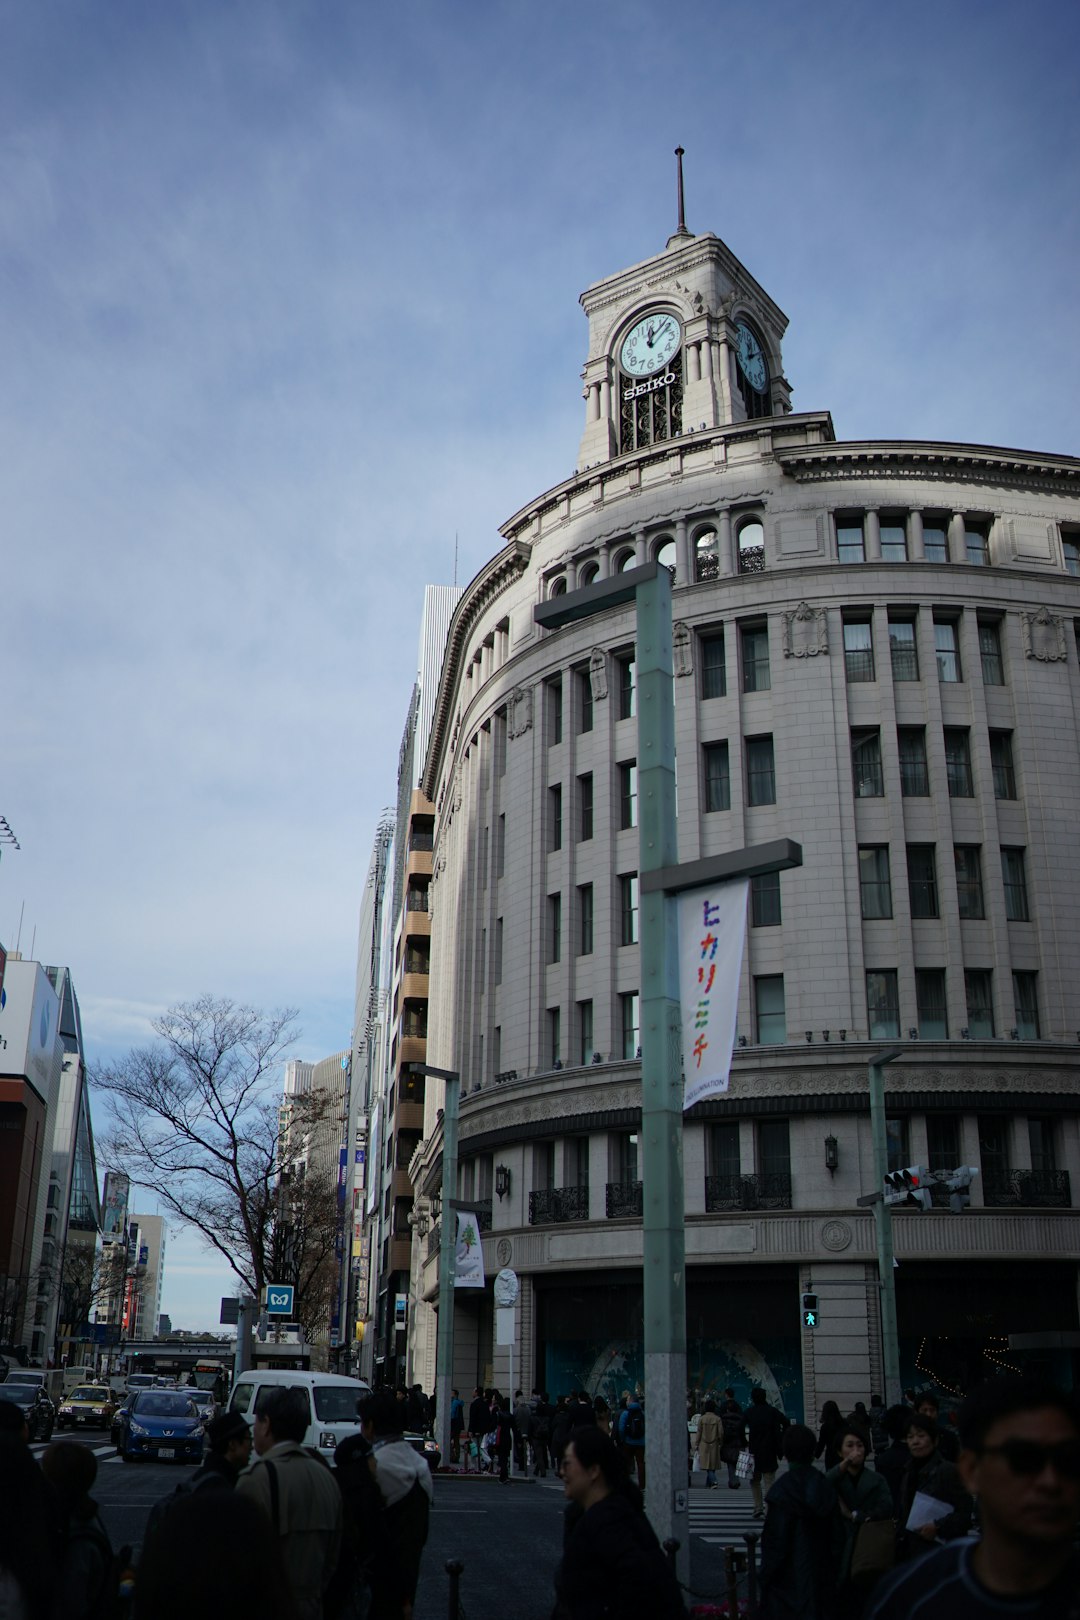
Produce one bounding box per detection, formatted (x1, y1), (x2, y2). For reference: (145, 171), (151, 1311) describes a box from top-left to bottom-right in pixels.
(2, 0), (1077, 1326)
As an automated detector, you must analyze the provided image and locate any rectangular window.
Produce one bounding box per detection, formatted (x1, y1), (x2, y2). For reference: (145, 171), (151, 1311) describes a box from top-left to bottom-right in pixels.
(1001, 848), (1030, 921)
(966, 524), (990, 567)
(935, 619), (962, 682)
(897, 727), (930, 796)
(533, 1141), (555, 1193)
(619, 762), (637, 829)
(866, 970), (901, 1039)
(923, 520), (948, 563)
(494, 918), (503, 985)
(1029, 1117), (1057, 1173)
(703, 741), (731, 812)
(578, 1000), (594, 1065)
(548, 677), (563, 744)
(837, 515), (865, 563)
(617, 653), (636, 720)
(700, 631), (726, 699)
(754, 975), (786, 1045)
(1064, 536), (1080, 577)
(746, 736), (776, 805)
(916, 969), (949, 1039)
(1013, 972), (1040, 1039)
(548, 893), (562, 964)
(496, 814), (505, 878)
(577, 667), (594, 734)
(619, 874), (639, 946)
(843, 619), (875, 682)
(907, 845), (939, 918)
(880, 519), (908, 563)
(708, 1122), (740, 1179)
(927, 1113), (961, 1169)
(944, 728), (974, 796)
(966, 971), (995, 1037)
(548, 1007), (561, 1067)
(889, 617), (919, 681)
(616, 1131), (639, 1186)
(620, 992), (640, 1060)
(979, 620), (1005, 686)
(578, 884), (594, 955)
(886, 1117), (910, 1175)
(758, 1120), (791, 1181)
(751, 870), (782, 927)
(549, 785), (563, 851)
(578, 773), (594, 841)
(990, 731), (1017, 799)
(978, 1116), (1009, 1175)
(859, 846), (893, 919)
(955, 845), (985, 919)
(741, 624), (771, 692)
(852, 728), (884, 797)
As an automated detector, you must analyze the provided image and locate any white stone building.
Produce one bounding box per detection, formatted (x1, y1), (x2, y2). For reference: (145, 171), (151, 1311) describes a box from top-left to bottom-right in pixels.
(402, 220), (1080, 1421)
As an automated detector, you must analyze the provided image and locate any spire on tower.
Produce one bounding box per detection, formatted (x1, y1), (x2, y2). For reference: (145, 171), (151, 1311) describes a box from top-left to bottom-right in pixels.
(668, 146), (693, 245)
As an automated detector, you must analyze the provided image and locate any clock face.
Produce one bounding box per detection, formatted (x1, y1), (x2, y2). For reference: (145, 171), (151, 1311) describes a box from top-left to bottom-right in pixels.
(735, 322), (768, 394)
(619, 312), (681, 378)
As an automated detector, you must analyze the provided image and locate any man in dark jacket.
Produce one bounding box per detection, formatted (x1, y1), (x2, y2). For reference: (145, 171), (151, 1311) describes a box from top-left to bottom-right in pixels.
(758, 1424), (836, 1620)
(746, 1388), (790, 1518)
(191, 1410), (253, 1489)
(719, 1389), (746, 1489)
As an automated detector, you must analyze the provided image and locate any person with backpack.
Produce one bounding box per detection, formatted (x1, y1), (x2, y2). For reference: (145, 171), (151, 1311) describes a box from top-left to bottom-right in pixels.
(618, 1395), (646, 1488)
(40, 1440), (116, 1620)
(493, 1395), (514, 1483)
(359, 1391), (433, 1617)
(532, 1392), (553, 1478)
(513, 1389), (533, 1474)
(719, 1388), (746, 1489)
(746, 1388), (790, 1519)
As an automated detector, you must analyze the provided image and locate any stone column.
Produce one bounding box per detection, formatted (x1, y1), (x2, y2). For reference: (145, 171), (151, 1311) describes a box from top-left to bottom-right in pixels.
(600, 377), (612, 422)
(718, 511), (735, 577)
(948, 512), (966, 564)
(634, 528), (647, 567)
(597, 543), (611, 581)
(586, 382), (600, 423)
(674, 518), (690, 586)
(908, 509), (925, 561)
(687, 343), (701, 385)
(717, 336), (734, 423)
(864, 509), (882, 561)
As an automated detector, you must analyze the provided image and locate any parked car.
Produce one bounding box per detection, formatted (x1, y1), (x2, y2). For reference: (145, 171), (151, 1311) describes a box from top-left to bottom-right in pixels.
(187, 1389), (216, 1423)
(56, 1385), (118, 1430)
(115, 1390), (205, 1464)
(2, 1381), (55, 1442)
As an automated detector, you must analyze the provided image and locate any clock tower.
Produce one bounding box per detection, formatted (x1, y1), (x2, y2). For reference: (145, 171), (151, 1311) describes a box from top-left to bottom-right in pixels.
(577, 221), (792, 473)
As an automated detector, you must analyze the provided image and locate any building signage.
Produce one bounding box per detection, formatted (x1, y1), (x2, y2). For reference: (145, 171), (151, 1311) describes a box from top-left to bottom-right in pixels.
(678, 881), (749, 1110)
(622, 371), (676, 401)
(453, 1211), (485, 1289)
(265, 1284), (295, 1316)
(101, 1172), (130, 1241)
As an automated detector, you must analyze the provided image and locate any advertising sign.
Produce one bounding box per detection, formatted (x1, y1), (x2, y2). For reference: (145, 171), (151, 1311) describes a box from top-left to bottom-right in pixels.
(453, 1211), (485, 1289)
(678, 881), (749, 1110)
(101, 1172), (130, 1241)
(0, 958), (61, 1103)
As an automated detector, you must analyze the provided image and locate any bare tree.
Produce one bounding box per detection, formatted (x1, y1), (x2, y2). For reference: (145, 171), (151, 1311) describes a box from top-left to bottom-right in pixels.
(270, 1167), (342, 1342)
(93, 996), (331, 1314)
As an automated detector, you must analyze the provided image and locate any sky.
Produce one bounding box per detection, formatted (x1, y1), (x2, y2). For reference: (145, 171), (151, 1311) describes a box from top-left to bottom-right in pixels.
(2, 0), (1077, 1327)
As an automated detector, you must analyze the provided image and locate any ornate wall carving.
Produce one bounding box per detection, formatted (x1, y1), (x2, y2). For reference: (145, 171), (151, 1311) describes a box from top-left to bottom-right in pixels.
(589, 648), (609, 700)
(508, 686), (534, 737)
(672, 622), (694, 677)
(1021, 607), (1067, 661)
(782, 601), (828, 658)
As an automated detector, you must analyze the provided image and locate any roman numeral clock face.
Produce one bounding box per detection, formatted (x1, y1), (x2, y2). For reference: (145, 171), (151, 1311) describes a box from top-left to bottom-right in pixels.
(619, 312), (681, 377)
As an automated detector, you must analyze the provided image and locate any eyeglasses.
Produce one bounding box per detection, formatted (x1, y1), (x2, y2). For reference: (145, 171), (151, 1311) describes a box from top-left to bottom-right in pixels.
(980, 1440), (1080, 1480)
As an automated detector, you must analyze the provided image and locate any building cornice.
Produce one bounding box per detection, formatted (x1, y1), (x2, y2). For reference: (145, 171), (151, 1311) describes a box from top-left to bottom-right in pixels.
(776, 440), (1080, 495)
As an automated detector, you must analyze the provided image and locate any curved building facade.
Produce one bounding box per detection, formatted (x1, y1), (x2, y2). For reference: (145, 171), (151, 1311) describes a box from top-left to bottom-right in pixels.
(404, 225), (1080, 1417)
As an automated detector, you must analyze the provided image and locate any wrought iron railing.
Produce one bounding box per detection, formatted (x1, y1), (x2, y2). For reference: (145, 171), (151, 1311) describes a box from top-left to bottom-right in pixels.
(738, 545), (766, 574)
(427, 1223), (440, 1259)
(529, 1186), (590, 1225)
(983, 1170), (1071, 1208)
(695, 552), (719, 582)
(705, 1172), (793, 1211)
(605, 1181), (643, 1218)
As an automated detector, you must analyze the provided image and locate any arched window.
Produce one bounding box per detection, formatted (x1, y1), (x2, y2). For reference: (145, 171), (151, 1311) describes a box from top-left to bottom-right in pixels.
(737, 520), (766, 574)
(694, 528), (719, 583)
(616, 550), (637, 574)
(549, 577), (567, 597)
(578, 561), (599, 589)
(654, 537), (676, 574)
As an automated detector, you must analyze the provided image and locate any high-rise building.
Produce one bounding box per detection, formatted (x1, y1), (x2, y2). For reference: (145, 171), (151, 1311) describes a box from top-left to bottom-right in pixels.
(405, 216), (1080, 1413)
(123, 1214), (166, 1342)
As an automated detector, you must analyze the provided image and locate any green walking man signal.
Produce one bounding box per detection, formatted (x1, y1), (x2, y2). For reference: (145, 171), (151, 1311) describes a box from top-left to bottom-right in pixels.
(802, 1291), (818, 1329)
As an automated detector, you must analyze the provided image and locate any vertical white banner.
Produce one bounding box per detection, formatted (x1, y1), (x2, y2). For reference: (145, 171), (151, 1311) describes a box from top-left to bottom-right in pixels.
(679, 880), (749, 1110)
(453, 1211), (486, 1289)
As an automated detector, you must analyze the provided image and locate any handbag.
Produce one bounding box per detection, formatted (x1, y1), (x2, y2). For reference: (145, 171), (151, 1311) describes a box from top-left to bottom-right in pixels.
(850, 1516), (896, 1583)
(735, 1447), (754, 1481)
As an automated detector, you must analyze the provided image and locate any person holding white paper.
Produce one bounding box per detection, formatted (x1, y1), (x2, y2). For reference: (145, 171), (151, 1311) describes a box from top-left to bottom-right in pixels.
(896, 1411), (972, 1561)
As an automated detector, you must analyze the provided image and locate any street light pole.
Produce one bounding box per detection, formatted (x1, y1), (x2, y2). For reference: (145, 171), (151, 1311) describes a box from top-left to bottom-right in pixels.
(406, 1063), (460, 1467)
(868, 1047), (904, 1406)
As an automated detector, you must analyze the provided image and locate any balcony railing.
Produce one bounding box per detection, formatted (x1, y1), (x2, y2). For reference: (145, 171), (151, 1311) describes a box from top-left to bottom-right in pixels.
(605, 1181), (643, 1218)
(529, 1186), (589, 1225)
(705, 1172), (793, 1212)
(983, 1170), (1071, 1208)
(738, 545), (766, 574)
(427, 1223), (440, 1259)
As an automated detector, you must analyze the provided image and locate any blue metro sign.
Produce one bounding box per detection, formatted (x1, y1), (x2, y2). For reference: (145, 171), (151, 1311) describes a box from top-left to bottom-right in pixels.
(265, 1284), (295, 1316)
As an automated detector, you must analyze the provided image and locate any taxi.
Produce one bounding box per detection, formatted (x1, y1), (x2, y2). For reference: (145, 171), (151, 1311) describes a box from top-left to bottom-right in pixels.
(56, 1384), (118, 1430)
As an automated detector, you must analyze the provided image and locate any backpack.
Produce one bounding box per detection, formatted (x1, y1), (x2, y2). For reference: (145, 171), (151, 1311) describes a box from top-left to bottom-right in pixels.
(624, 1406), (645, 1442)
(63, 1519), (133, 1620)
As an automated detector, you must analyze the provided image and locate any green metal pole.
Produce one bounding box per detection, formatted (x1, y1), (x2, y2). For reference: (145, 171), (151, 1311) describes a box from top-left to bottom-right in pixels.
(868, 1061), (902, 1405)
(635, 566), (688, 1562)
(435, 1074), (460, 1466)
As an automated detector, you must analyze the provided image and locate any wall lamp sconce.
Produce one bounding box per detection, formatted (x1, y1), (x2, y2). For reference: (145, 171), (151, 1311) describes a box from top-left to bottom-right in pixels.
(805, 1030), (813, 1043)
(960, 1028), (971, 1040)
(824, 1135), (839, 1175)
(407, 1202), (431, 1238)
(552, 1058), (563, 1071)
(430, 1192), (442, 1223)
(908, 1028), (919, 1040)
(591, 1051), (604, 1064)
(738, 1035), (748, 1048)
(822, 1030), (830, 1042)
(495, 1164), (512, 1201)
(839, 1029), (847, 1042)
(1008, 1028), (1019, 1040)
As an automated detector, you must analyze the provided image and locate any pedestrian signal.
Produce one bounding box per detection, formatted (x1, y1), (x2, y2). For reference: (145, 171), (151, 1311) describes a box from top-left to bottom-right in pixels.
(801, 1291), (818, 1329)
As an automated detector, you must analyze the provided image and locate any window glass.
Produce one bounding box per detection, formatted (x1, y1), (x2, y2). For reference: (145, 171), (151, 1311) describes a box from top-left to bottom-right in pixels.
(654, 537), (676, 572)
(1001, 849), (1029, 921)
(548, 678), (563, 744)
(754, 976), (786, 1044)
(549, 785), (562, 851)
(695, 529), (718, 582)
(578, 885), (594, 955)
(1029, 1118), (1056, 1173)
(577, 668), (593, 734)
(578, 1001), (594, 1065)
(990, 732), (1016, 799)
(741, 624), (770, 692)
(867, 971), (900, 1039)
(852, 729), (884, 797)
(617, 654), (636, 720)
(978, 1116), (1009, 1174)
(703, 742), (731, 813)
(578, 774), (594, 842)
(880, 521), (907, 562)
(889, 619), (918, 681)
(1063, 537), (1080, 577)
(843, 620), (874, 682)
(229, 1384), (254, 1414)
(548, 894), (561, 963)
(315, 1386), (365, 1422)
(750, 871), (781, 927)
(966, 525), (989, 566)
(837, 517), (865, 563)
(619, 763), (637, 829)
(746, 737), (776, 805)
(737, 520), (765, 574)
(548, 1008), (561, 1066)
(619, 875), (639, 946)
(966, 971), (995, 1037)
(907, 846), (939, 919)
(758, 1120), (791, 1182)
(897, 728), (929, 795)
(979, 621), (1004, 686)
(923, 522), (948, 563)
(935, 620), (962, 682)
(620, 992), (640, 1059)
(944, 729), (973, 796)
(1013, 972), (1040, 1038)
(885, 1117), (909, 1174)
(916, 970), (948, 1039)
(859, 847), (892, 919)
(955, 846), (985, 919)
(700, 632), (726, 699)
(616, 550), (637, 574)
(708, 1123), (740, 1179)
(927, 1114), (960, 1168)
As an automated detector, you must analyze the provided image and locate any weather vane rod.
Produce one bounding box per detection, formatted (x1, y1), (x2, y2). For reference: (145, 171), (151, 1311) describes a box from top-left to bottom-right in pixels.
(674, 146), (690, 237)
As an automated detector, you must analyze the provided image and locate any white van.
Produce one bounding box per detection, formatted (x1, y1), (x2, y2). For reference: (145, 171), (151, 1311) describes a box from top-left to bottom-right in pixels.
(227, 1369), (371, 1463)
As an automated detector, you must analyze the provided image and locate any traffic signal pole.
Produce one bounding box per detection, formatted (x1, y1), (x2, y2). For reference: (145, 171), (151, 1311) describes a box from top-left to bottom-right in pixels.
(869, 1049), (904, 1405)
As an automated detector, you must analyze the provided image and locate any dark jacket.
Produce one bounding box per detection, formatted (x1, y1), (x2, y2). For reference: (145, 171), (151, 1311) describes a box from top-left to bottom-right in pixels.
(467, 1395), (489, 1436)
(897, 1448), (972, 1560)
(745, 1402), (789, 1474)
(554, 1491), (686, 1619)
(759, 1465), (836, 1620)
(872, 1441), (908, 1516)
(718, 1399), (745, 1464)
(826, 1462), (895, 1586)
(54, 1505), (113, 1620)
(814, 1414), (845, 1471)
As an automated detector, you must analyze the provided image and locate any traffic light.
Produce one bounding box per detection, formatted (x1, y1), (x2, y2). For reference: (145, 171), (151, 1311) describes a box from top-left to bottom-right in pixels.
(883, 1166), (932, 1210)
(943, 1165), (979, 1213)
(801, 1291), (818, 1329)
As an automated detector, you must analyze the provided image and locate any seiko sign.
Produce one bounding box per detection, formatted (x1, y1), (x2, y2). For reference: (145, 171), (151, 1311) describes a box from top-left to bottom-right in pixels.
(623, 372), (676, 401)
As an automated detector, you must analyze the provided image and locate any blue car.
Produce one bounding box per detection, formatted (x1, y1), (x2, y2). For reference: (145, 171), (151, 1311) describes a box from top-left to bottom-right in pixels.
(116, 1390), (205, 1464)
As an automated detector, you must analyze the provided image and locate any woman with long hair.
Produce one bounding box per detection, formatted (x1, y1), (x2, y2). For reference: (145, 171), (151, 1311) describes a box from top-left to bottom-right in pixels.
(553, 1428), (686, 1619)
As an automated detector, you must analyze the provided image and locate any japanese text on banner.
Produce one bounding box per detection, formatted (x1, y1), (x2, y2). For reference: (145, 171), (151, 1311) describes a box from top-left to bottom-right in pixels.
(678, 880), (748, 1110)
